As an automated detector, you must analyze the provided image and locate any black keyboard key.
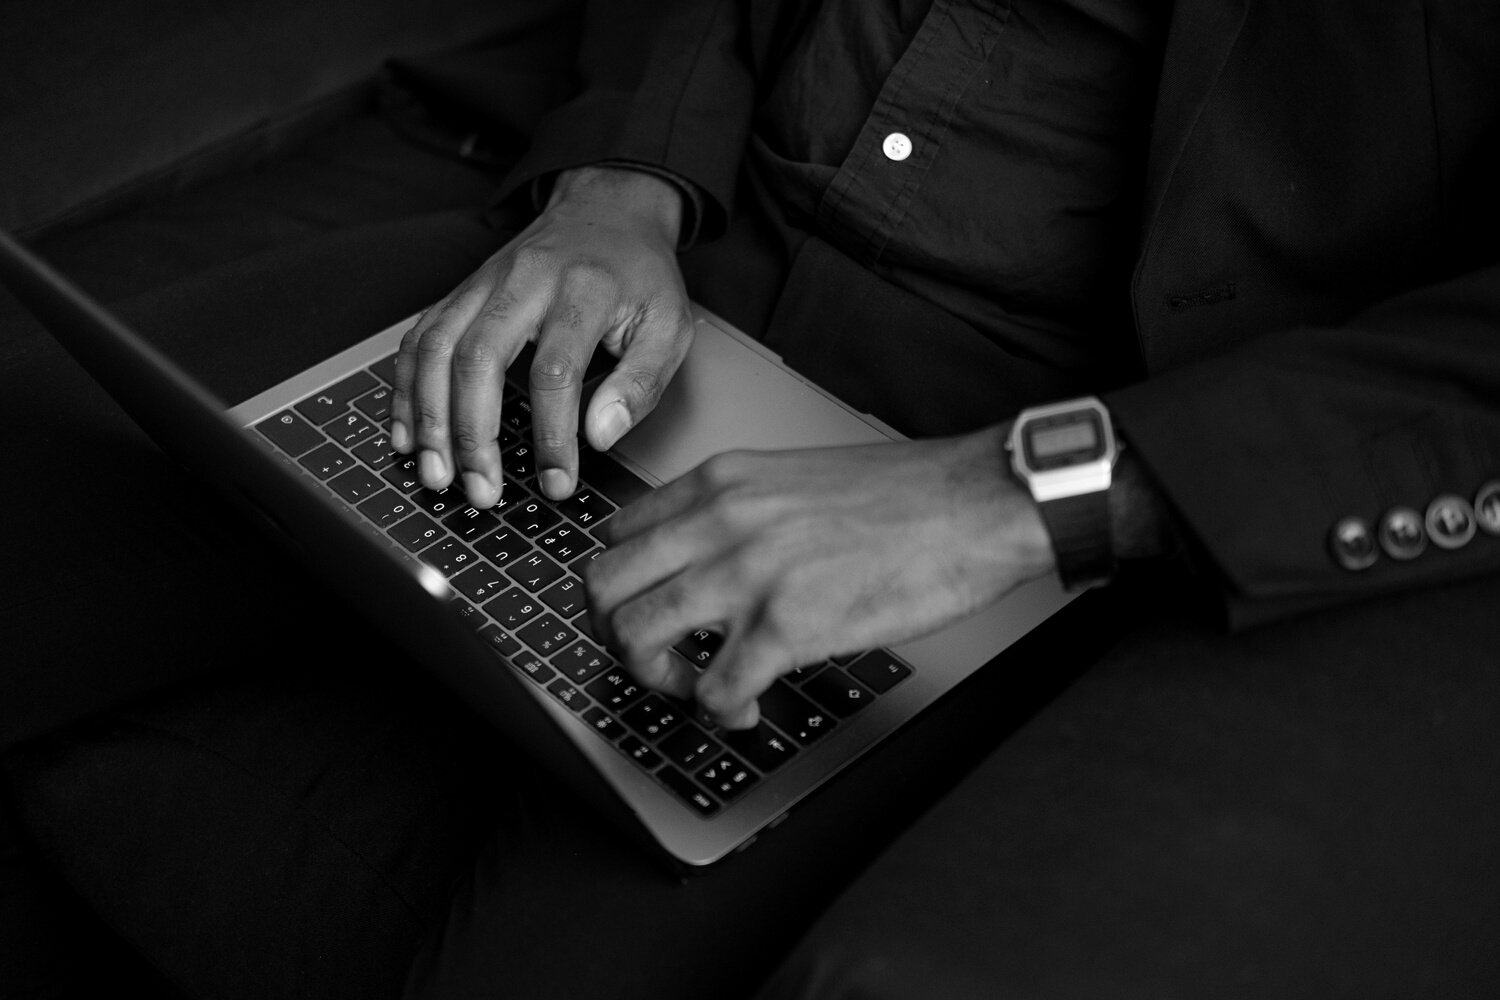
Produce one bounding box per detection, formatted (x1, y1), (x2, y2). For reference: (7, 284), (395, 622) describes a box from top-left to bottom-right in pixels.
(621, 694), (688, 741)
(352, 385), (393, 421)
(450, 561), (510, 603)
(694, 752), (758, 802)
(483, 588), (543, 629)
(477, 624), (522, 658)
(618, 735), (663, 770)
(504, 498), (562, 538)
(298, 442), (355, 480)
(538, 576), (587, 618)
(324, 410), (378, 448)
(449, 599), (486, 631)
(328, 465), (384, 503)
(419, 537), (478, 576)
(552, 638), (613, 684)
(759, 682), (836, 744)
(658, 723), (723, 770)
(357, 489), (418, 528)
(473, 526), (531, 568)
(556, 487), (618, 529)
(673, 629), (723, 669)
(505, 551), (566, 592)
(443, 505), (502, 544)
(581, 706), (626, 743)
(585, 668), (648, 712)
(412, 485), (467, 519)
(295, 371), (377, 424)
(511, 650), (556, 684)
(256, 410), (324, 457)
(381, 455), (422, 492)
(492, 481), (530, 518)
(577, 450), (652, 507)
(517, 613), (577, 657)
(658, 767), (719, 817)
(503, 441), (536, 481)
(847, 651), (912, 694)
(389, 513), (443, 552)
(500, 395), (533, 434)
(721, 722), (800, 774)
(545, 678), (589, 712)
(368, 353), (397, 385)
(535, 522), (595, 564)
(352, 431), (397, 471)
(801, 667), (874, 718)
(786, 662), (825, 683)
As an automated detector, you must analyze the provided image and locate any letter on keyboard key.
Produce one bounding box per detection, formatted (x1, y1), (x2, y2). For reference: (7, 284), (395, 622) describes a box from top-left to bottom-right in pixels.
(759, 683), (835, 744)
(256, 410), (323, 457)
(721, 721), (799, 773)
(847, 651), (912, 694)
(801, 667), (874, 718)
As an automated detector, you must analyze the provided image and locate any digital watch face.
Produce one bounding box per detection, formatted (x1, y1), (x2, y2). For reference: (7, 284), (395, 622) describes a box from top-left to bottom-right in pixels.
(1021, 410), (1105, 471)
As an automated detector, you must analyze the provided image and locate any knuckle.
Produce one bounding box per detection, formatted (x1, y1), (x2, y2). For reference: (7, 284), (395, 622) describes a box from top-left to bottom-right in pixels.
(411, 397), (447, 433)
(607, 605), (646, 658)
(475, 288), (521, 327)
(453, 338), (503, 383)
(699, 451), (749, 489)
(621, 366), (665, 410)
(529, 428), (572, 457)
(510, 244), (555, 277)
(561, 261), (617, 299)
(416, 331), (457, 364)
(530, 352), (581, 392)
(450, 424), (494, 457)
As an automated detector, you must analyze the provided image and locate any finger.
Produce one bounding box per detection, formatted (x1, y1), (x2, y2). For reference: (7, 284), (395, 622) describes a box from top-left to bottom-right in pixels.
(398, 286), (492, 489)
(449, 306), (531, 508)
(694, 630), (786, 730)
(585, 507), (720, 645)
(390, 309), (442, 454)
(596, 567), (729, 699)
(598, 449), (749, 548)
(583, 297), (694, 453)
(530, 293), (611, 500)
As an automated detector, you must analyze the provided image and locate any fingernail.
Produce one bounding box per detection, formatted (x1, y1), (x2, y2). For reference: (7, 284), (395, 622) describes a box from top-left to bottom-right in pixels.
(390, 420), (410, 451)
(462, 472), (496, 507)
(419, 449), (448, 486)
(539, 468), (572, 499)
(595, 401), (632, 450)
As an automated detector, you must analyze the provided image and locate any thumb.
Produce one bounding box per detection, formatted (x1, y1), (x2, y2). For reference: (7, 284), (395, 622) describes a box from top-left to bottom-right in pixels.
(585, 308), (694, 451)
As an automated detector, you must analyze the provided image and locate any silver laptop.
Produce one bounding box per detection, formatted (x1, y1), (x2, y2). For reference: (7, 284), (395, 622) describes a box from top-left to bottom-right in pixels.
(1, 227), (1073, 869)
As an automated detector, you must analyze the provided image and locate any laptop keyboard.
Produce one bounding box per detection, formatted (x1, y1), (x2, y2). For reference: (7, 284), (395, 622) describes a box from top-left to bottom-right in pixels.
(253, 351), (913, 818)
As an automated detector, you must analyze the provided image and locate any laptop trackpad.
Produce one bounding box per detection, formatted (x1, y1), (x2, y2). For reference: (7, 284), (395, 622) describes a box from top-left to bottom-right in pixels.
(613, 312), (895, 487)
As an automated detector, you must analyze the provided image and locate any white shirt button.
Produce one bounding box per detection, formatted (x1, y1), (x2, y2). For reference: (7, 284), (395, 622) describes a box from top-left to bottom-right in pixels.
(882, 132), (912, 161)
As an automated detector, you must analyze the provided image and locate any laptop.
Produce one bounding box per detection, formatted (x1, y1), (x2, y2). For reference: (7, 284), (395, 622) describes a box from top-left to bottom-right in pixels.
(0, 226), (1074, 869)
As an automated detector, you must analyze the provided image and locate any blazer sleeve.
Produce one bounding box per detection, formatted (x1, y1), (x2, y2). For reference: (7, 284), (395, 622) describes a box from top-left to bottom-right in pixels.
(495, 0), (756, 242)
(1104, 260), (1500, 629)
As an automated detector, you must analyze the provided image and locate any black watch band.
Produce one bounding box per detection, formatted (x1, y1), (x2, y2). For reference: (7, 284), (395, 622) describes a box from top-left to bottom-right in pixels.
(1036, 489), (1116, 590)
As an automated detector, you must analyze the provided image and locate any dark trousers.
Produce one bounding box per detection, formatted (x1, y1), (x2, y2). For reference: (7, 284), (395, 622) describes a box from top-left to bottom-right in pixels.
(5, 109), (1500, 1000)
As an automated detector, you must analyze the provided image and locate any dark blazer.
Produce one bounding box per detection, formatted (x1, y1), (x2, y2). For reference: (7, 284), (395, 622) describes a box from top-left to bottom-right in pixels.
(498, 0), (1500, 627)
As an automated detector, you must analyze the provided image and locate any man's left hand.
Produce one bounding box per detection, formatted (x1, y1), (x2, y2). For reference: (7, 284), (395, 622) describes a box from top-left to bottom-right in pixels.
(584, 426), (1056, 728)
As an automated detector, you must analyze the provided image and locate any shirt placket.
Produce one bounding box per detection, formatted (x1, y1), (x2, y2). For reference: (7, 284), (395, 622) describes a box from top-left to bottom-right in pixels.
(816, 0), (1012, 266)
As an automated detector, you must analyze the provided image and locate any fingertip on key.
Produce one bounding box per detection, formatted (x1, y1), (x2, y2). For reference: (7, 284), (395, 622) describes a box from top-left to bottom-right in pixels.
(539, 467), (572, 500)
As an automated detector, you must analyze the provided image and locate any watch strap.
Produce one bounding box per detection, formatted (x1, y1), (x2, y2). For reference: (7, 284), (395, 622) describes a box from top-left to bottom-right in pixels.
(1037, 488), (1116, 590)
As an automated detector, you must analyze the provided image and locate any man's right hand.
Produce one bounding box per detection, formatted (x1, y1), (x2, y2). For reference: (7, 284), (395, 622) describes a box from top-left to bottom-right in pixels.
(389, 165), (694, 507)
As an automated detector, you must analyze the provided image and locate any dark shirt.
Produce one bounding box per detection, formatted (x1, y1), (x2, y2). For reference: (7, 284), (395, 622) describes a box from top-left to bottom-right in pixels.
(744, 0), (1165, 373)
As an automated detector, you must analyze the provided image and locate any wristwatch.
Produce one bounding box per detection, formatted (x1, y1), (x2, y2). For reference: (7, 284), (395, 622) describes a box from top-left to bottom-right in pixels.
(1007, 396), (1119, 591)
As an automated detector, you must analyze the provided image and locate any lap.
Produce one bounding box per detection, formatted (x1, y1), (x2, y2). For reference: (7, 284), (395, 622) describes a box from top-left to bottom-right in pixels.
(760, 572), (1500, 999)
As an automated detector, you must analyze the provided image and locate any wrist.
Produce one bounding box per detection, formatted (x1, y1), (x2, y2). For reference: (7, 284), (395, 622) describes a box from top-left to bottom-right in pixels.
(548, 165), (685, 247)
(1109, 449), (1182, 562)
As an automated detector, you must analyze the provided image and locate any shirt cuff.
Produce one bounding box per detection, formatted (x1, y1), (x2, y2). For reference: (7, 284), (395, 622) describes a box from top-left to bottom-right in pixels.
(526, 160), (706, 250)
